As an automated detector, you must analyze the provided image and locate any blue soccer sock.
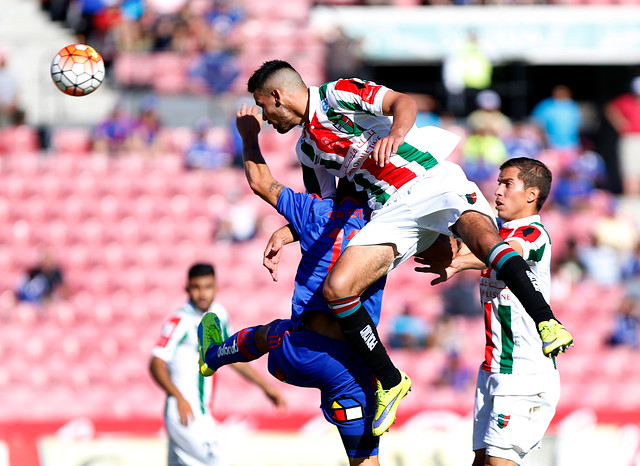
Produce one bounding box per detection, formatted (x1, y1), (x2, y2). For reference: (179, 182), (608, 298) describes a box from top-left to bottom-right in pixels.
(204, 326), (264, 372)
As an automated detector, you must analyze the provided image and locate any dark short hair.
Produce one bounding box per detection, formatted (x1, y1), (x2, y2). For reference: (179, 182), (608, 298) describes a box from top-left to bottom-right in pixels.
(247, 60), (296, 94)
(188, 263), (215, 280)
(500, 157), (552, 211)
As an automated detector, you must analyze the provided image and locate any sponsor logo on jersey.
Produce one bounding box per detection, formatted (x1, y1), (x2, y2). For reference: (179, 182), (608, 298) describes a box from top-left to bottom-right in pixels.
(321, 99), (330, 112)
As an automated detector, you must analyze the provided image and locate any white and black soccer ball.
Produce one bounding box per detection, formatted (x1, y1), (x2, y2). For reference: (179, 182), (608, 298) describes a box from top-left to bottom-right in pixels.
(50, 44), (105, 96)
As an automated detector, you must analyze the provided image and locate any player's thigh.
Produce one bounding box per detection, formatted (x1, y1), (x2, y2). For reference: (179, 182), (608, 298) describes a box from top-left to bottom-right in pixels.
(165, 407), (227, 466)
(324, 244), (395, 299)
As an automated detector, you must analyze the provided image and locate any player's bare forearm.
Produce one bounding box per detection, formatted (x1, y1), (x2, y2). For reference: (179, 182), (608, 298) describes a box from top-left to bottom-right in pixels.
(264, 225), (298, 282)
(372, 91), (417, 166)
(149, 357), (185, 401)
(241, 139), (283, 207)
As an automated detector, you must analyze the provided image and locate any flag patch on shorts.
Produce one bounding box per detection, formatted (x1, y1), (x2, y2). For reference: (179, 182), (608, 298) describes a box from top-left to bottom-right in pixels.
(465, 192), (477, 204)
(330, 397), (364, 422)
(498, 414), (511, 429)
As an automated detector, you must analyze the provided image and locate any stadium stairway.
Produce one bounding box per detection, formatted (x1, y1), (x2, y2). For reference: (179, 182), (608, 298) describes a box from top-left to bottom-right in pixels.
(0, 0), (117, 127)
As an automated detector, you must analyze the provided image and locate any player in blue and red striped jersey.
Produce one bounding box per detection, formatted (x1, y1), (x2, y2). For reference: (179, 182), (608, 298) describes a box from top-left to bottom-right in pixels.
(198, 105), (389, 465)
(245, 60), (573, 435)
(416, 158), (562, 466)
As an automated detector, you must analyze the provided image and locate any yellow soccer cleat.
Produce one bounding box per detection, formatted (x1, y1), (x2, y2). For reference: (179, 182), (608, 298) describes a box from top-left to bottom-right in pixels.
(198, 312), (224, 377)
(538, 319), (574, 357)
(372, 370), (412, 436)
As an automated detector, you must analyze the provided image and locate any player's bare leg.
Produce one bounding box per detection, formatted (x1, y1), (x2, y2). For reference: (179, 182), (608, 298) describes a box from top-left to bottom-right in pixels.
(350, 455), (380, 466)
(453, 210), (573, 356)
(323, 244), (411, 436)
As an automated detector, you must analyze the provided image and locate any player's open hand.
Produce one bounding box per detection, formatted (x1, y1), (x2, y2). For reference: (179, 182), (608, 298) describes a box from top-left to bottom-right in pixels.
(236, 104), (262, 139)
(414, 256), (459, 285)
(176, 396), (194, 426)
(370, 131), (404, 167)
(263, 234), (284, 282)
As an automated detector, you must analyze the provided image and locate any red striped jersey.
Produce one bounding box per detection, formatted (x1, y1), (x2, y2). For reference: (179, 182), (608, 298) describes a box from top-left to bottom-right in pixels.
(479, 215), (556, 375)
(296, 79), (439, 210)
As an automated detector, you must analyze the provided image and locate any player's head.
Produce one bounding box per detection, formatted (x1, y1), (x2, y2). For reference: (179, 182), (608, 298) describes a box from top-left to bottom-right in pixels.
(248, 60), (307, 134)
(495, 157), (552, 221)
(186, 263), (217, 312)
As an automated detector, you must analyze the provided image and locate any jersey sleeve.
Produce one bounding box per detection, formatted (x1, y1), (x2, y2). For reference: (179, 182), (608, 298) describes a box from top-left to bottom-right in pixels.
(152, 313), (187, 362)
(276, 187), (316, 237)
(509, 224), (549, 264)
(326, 78), (389, 116)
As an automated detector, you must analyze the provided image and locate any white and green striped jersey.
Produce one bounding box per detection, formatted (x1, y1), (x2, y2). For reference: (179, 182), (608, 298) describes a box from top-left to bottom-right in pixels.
(480, 215), (556, 375)
(152, 301), (230, 415)
(296, 79), (442, 210)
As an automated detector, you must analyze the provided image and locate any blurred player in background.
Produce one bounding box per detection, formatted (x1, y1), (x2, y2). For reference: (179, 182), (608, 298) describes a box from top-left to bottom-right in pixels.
(149, 263), (286, 466)
(416, 158), (562, 465)
(198, 105), (389, 464)
(245, 60), (573, 436)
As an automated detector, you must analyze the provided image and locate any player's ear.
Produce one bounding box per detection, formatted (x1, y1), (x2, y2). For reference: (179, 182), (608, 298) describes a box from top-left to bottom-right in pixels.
(272, 89), (282, 106)
(528, 186), (540, 204)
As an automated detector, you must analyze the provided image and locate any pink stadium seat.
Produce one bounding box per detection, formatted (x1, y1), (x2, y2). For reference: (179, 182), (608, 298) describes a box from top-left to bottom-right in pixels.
(152, 53), (190, 94)
(51, 127), (92, 155)
(0, 125), (40, 154)
(113, 52), (155, 87)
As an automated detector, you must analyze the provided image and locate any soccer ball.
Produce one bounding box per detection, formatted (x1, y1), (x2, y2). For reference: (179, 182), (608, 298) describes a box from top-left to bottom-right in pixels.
(50, 44), (105, 96)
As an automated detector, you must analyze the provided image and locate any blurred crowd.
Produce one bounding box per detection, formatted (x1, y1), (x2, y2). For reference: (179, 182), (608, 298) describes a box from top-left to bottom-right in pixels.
(0, 0), (638, 396)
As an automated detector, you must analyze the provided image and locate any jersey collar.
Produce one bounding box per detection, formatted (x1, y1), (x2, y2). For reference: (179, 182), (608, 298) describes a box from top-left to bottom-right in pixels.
(501, 214), (541, 230)
(306, 86), (321, 125)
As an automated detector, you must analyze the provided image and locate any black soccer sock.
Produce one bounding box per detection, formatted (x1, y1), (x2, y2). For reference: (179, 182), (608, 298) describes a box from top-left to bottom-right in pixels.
(486, 242), (555, 325)
(328, 296), (401, 390)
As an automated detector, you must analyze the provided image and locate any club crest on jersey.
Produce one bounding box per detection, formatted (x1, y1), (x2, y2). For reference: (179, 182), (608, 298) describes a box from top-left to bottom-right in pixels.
(497, 414), (511, 429)
(465, 192), (477, 204)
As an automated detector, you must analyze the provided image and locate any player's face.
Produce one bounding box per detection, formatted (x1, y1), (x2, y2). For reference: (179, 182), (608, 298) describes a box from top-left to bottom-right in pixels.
(186, 274), (217, 312)
(495, 166), (536, 222)
(253, 90), (299, 134)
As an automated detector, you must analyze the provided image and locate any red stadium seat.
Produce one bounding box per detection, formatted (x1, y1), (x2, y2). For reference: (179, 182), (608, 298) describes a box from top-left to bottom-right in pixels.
(50, 127), (92, 156)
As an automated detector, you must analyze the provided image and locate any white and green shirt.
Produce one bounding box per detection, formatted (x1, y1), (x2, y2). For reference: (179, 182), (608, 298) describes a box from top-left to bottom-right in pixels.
(296, 79), (441, 210)
(480, 215), (556, 376)
(152, 301), (230, 415)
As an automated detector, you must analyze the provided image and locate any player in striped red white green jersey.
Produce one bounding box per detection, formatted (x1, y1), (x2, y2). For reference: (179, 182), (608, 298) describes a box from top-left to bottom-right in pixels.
(416, 158), (561, 465)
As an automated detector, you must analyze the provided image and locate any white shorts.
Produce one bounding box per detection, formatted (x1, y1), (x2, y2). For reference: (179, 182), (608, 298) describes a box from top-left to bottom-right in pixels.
(619, 134), (640, 177)
(165, 397), (229, 466)
(472, 368), (560, 464)
(348, 161), (496, 271)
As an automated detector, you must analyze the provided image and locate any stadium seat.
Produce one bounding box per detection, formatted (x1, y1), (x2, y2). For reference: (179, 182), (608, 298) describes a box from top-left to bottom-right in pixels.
(50, 127), (92, 156)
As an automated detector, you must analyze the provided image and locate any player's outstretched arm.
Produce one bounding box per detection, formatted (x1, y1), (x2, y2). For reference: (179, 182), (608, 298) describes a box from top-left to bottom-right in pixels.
(236, 104), (284, 207)
(370, 90), (418, 167)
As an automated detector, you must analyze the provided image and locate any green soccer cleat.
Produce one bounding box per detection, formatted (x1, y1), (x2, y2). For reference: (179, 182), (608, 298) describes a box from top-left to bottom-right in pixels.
(198, 312), (224, 377)
(538, 319), (574, 357)
(371, 370), (412, 436)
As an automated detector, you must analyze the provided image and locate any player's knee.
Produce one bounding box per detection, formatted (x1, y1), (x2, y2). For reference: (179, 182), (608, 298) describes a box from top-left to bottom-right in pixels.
(322, 272), (351, 301)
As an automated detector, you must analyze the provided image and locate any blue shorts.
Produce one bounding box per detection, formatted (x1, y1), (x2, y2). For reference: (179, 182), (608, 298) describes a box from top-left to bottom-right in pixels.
(266, 320), (379, 459)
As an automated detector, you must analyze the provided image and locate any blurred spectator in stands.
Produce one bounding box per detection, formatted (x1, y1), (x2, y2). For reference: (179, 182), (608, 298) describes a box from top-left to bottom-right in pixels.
(325, 26), (367, 82)
(388, 306), (430, 350)
(442, 30), (493, 117)
(434, 350), (473, 392)
(442, 272), (482, 318)
(92, 100), (138, 154)
(502, 121), (544, 160)
(188, 50), (240, 94)
(622, 242), (640, 280)
(531, 85), (582, 157)
(551, 238), (585, 302)
(410, 93), (442, 129)
(578, 233), (623, 288)
(215, 188), (258, 243)
(606, 294), (640, 348)
(467, 90), (512, 138)
(605, 76), (640, 195)
(552, 147), (608, 211)
(184, 118), (232, 170)
(15, 251), (68, 306)
(129, 95), (165, 155)
(0, 47), (21, 127)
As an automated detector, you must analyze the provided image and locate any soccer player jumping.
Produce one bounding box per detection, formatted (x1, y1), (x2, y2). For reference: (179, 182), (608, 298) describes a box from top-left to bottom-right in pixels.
(246, 60), (573, 436)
